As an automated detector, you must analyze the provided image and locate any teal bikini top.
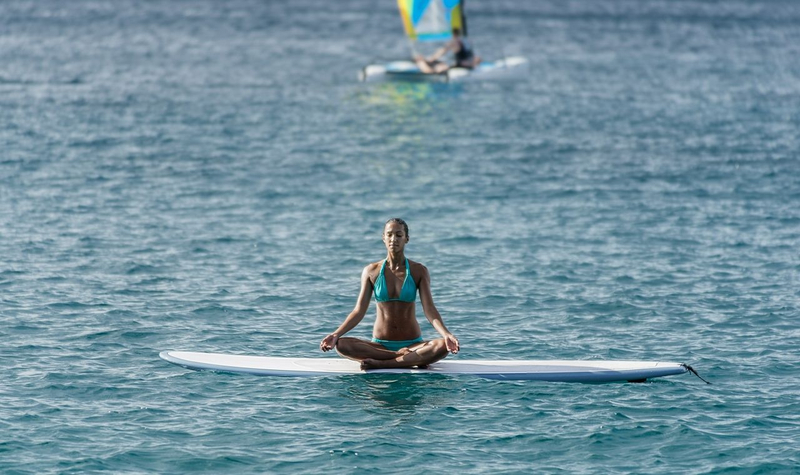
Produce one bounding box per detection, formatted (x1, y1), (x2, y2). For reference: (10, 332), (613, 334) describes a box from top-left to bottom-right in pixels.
(374, 258), (417, 303)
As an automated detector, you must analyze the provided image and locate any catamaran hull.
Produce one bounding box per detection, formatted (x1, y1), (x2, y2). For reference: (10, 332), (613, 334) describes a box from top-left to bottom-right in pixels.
(359, 56), (529, 83)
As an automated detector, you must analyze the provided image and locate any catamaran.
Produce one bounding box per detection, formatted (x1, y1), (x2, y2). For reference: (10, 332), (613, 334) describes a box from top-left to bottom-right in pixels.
(359, 0), (528, 83)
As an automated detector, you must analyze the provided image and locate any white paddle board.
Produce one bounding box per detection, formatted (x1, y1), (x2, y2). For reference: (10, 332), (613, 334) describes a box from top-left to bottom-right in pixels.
(160, 351), (689, 383)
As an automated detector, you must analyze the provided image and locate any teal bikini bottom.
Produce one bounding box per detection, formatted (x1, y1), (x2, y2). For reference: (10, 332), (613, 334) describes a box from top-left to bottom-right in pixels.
(372, 336), (424, 352)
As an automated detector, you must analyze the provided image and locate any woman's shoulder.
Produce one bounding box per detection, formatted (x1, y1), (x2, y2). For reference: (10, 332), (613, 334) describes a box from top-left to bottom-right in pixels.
(360, 261), (382, 287)
(362, 260), (383, 276)
(407, 259), (429, 277)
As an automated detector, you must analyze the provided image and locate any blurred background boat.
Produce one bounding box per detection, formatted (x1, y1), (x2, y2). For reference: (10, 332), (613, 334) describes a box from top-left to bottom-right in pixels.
(359, 0), (528, 82)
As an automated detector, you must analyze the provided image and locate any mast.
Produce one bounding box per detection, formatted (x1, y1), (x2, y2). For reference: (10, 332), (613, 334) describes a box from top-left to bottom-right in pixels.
(460, 0), (467, 37)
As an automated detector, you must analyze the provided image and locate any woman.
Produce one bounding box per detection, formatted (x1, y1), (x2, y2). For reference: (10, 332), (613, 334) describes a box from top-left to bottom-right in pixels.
(414, 27), (481, 74)
(320, 218), (459, 370)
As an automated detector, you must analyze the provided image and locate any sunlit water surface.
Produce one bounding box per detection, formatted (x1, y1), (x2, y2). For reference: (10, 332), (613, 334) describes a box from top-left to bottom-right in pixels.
(2, 0), (799, 473)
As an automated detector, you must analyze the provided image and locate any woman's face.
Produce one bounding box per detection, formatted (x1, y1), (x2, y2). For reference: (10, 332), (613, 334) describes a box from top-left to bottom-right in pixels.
(383, 222), (409, 253)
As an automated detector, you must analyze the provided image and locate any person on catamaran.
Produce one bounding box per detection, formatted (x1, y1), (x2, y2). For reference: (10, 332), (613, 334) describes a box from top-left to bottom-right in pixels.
(320, 218), (460, 370)
(413, 27), (481, 74)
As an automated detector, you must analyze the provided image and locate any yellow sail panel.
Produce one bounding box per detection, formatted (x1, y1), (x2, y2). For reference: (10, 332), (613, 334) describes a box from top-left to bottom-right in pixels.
(397, 0), (417, 40)
(451, 4), (463, 32)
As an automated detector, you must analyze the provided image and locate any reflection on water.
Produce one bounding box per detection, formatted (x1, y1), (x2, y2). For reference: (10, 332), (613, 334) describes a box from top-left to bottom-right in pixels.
(352, 81), (463, 112)
(346, 80), (466, 153)
(340, 374), (463, 415)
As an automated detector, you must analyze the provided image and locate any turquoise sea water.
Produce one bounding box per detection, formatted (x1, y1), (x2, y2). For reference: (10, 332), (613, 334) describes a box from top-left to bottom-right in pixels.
(2, 0), (799, 473)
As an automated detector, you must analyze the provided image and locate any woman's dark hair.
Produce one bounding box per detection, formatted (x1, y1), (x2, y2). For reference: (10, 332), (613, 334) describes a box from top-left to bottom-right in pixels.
(384, 218), (409, 236)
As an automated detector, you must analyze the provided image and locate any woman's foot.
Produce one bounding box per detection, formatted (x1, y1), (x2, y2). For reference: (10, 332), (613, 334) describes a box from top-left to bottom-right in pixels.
(361, 358), (381, 370)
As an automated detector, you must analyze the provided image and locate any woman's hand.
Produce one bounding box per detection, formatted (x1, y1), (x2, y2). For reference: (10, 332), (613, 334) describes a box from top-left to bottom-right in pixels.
(320, 333), (339, 352)
(444, 333), (460, 354)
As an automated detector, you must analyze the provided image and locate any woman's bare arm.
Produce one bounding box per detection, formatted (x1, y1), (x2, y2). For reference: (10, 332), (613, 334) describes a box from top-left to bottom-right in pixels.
(427, 39), (457, 62)
(320, 265), (374, 351)
(417, 264), (460, 353)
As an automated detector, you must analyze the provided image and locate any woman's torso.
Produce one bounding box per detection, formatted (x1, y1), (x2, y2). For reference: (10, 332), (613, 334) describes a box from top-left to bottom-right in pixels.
(454, 38), (474, 66)
(370, 258), (421, 340)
